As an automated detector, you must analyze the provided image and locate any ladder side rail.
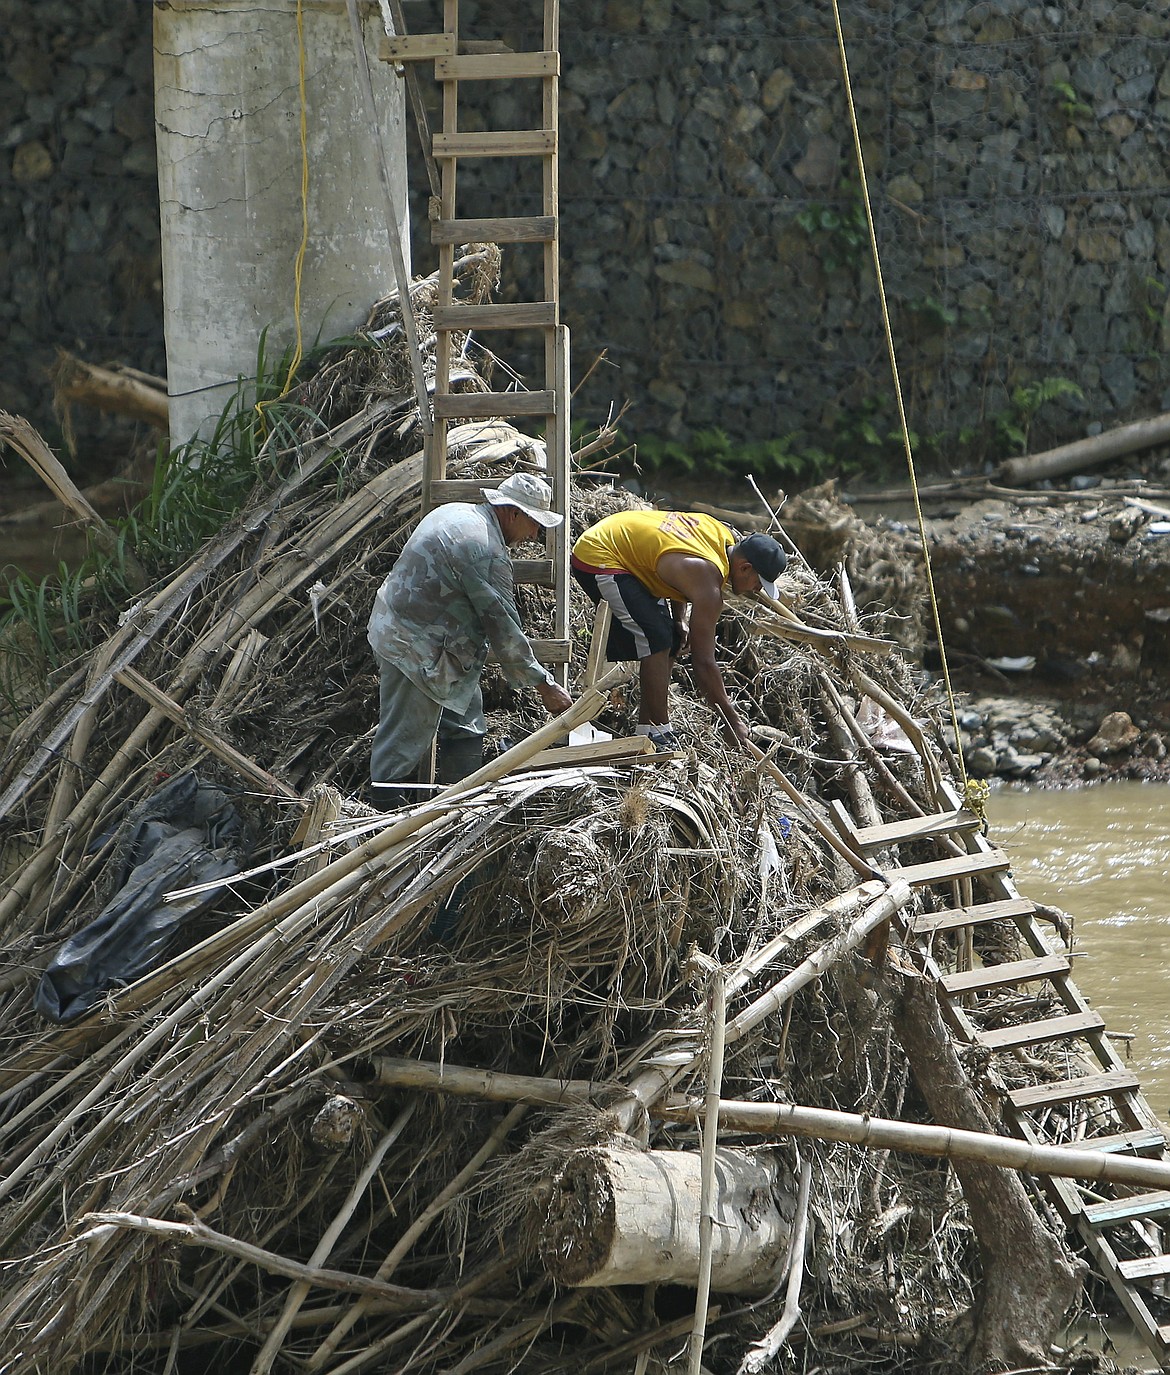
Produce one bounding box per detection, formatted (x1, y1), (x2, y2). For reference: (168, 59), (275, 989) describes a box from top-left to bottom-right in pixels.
(425, 0), (462, 514)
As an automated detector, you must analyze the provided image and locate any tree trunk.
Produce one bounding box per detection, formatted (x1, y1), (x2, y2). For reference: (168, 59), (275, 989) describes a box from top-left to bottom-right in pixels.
(538, 1146), (796, 1293)
(892, 974), (1084, 1368)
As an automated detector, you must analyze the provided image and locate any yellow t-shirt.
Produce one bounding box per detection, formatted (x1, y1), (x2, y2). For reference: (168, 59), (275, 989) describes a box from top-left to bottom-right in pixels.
(572, 510), (733, 601)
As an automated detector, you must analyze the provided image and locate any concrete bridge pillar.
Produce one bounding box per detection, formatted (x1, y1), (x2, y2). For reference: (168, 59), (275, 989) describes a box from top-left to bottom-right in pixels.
(154, 1), (410, 447)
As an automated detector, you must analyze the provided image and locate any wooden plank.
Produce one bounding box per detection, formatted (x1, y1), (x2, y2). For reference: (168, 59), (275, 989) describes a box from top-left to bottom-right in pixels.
(433, 302), (558, 331)
(1123, 1255), (1170, 1281)
(892, 849), (1011, 888)
(511, 559), (555, 587)
(434, 130), (556, 159)
(975, 1011), (1105, 1051)
(910, 898), (1037, 934)
(1085, 1191), (1170, 1226)
(522, 737), (657, 770)
(378, 33), (455, 62)
(431, 216), (557, 245)
(523, 638), (571, 665)
(1064, 1129), (1168, 1155)
(851, 808), (981, 851)
(433, 390), (555, 419)
(941, 953), (1070, 994)
(435, 51), (559, 80)
(1008, 1069), (1141, 1111)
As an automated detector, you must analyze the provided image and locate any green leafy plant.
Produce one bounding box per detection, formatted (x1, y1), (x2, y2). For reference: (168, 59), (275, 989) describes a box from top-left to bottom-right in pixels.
(796, 189), (869, 275)
(1051, 80), (1092, 122)
(993, 376), (1084, 455)
(904, 295), (958, 331)
(623, 428), (843, 486)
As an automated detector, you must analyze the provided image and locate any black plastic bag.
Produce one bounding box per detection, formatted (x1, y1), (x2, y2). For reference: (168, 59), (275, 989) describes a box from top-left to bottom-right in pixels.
(36, 772), (252, 1023)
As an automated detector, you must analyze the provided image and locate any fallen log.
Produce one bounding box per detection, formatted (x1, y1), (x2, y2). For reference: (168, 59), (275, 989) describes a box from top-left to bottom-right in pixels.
(995, 409), (1170, 487)
(539, 1145), (795, 1293)
(52, 352), (170, 430)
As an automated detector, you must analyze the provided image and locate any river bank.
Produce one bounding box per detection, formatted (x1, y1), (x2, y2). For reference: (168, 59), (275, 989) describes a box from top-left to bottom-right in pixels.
(641, 450), (1170, 790)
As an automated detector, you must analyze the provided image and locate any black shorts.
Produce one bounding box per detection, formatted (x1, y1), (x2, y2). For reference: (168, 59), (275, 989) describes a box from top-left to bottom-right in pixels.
(571, 564), (683, 661)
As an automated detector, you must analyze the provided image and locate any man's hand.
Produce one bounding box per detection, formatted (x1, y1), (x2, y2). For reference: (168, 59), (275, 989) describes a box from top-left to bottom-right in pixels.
(721, 712), (753, 750)
(537, 679), (573, 715)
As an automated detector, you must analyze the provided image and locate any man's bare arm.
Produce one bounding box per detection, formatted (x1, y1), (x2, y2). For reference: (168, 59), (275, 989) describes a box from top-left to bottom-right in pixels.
(655, 553), (749, 745)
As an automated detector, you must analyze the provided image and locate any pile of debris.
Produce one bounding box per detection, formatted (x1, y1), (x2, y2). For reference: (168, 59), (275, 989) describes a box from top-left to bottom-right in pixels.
(0, 258), (1135, 1375)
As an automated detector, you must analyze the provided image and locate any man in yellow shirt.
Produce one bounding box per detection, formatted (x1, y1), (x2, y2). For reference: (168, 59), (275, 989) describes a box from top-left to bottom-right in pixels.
(571, 510), (787, 749)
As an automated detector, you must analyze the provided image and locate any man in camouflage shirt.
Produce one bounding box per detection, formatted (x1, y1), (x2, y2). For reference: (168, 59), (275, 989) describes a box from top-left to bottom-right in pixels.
(366, 472), (572, 808)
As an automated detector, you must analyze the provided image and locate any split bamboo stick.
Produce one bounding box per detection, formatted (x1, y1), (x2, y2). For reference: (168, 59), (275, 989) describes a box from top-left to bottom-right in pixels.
(744, 741), (887, 883)
(114, 666), (300, 801)
(249, 1103), (417, 1373)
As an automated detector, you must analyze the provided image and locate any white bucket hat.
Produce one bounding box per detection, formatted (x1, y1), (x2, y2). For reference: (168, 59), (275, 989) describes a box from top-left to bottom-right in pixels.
(483, 472), (563, 528)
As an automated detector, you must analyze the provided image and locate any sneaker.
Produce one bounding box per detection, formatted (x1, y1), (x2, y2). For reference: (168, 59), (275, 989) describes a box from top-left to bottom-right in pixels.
(647, 727), (681, 753)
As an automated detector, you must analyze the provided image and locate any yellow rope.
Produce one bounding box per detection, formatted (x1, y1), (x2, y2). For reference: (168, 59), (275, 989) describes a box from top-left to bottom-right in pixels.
(256, 0), (310, 431)
(828, 0), (973, 809)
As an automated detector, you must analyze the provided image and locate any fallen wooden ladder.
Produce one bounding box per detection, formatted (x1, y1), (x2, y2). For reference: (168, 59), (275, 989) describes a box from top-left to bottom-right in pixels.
(380, 1), (571, 681)
(830, 788), (1170, 1366)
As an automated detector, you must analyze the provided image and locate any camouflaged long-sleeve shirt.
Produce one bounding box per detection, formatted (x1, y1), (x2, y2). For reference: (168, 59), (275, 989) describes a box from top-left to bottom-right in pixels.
(367, 502), (552, 713)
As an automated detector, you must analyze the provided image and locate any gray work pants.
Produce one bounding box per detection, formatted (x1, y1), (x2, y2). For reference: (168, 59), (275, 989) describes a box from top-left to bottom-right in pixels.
(370, 659), (486, 784)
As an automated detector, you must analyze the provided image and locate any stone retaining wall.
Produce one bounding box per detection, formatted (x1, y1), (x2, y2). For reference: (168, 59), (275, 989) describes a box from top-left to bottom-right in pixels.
(4, 0), (1170, 463)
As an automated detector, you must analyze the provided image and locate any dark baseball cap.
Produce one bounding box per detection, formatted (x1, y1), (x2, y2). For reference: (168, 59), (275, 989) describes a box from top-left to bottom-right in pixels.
(737, 532), (788, 597)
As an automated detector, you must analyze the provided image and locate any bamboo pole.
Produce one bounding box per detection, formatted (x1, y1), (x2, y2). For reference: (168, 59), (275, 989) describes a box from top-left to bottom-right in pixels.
(688, 964), (727, 1375)
(0, 410), (128, 560)
(0, 399), (399, 823)
(848, 666), (944, 802)
(364, 1056), (604, 1105)
(655, 1099), (1170, 1191)
(726, 881), (914, 1044)
(614, 883), (909, 1136)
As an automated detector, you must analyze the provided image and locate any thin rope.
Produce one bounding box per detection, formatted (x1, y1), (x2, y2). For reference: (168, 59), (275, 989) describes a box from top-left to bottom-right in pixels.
(828, 0), (979, 813)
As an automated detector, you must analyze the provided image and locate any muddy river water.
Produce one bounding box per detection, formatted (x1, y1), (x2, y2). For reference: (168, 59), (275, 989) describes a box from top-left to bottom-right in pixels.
(974, 783), (1170, 1368)
(988, 782), (1170, 1124)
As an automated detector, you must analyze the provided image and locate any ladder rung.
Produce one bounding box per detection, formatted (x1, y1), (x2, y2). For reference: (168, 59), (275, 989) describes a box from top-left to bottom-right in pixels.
(511, 559), (555, 587)
(942, 953), (1069, 994)
(1008, 1069), (1141, 1111)
(378, 34), (455, 62)
(1065, 1129), (1168, 1155)
(435, 52), (559, 80)
(429, 478), (503, 504)
(893, 849), (1011, 888)
(852, 809), (981, 851)
(1085, 1191), (1170, 1226)
(432, 216), (556, 245)
(1121, 1254), (1170, 1281)
(434, 130), (556, 159)
(911, 898), (1037, 934)
(433, 303), (558, 331)
(975, 1011), (1105, 1051)
(434, 391), (556, 420)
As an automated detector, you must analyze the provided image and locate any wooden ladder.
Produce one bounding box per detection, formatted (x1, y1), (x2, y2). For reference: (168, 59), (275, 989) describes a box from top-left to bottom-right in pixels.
(380, 1), (571, 679)
(830, 787), (1170, 1365)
